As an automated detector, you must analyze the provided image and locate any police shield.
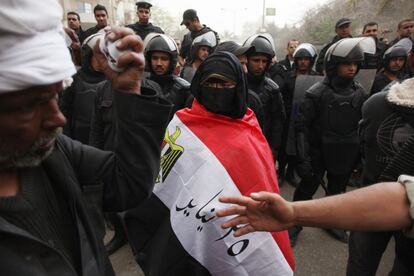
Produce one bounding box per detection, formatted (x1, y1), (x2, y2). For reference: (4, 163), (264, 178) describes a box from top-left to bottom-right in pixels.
(285, 74), (324, 156)
(355, 69), (376, 93)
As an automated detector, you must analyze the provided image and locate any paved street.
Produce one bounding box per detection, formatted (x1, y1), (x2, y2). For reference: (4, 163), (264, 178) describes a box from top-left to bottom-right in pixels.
(109, 182), (395, 276)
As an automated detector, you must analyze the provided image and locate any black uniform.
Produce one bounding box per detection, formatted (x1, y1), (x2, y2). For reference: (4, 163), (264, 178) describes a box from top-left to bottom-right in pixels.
(126, 22), (164, 40)
(268, 62), (289, 88)
(180, 25), (219, 60)
(277, 70), (320, 180)
(59, 34), (106, 145)
(60, 71), (105, 145)
(246, 73), (285, 158)
(148, 74), (191, 117)
(294, 78), (367, 199)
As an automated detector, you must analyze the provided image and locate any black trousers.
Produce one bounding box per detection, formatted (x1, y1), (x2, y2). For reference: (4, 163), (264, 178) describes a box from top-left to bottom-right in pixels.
(347, 231), (394, 276)
(293, 171), (350, 201)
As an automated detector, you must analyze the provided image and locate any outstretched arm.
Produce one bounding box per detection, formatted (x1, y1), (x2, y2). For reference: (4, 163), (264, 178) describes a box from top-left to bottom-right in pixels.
(217, 181), (412, 237)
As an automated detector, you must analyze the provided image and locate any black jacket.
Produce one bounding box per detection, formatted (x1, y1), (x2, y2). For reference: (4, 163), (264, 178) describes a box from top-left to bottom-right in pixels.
(126, 22), (164, 40)
(148, 74), (191, 118)
(180, 25), (219, 60)
(303, 78), (367, 175)
(0, 90), (172, 276)
(89, 79), (164, 150)
(247, 73), (286, 158)
(360, 78), (414, 185)
(60, 70), (106, 145)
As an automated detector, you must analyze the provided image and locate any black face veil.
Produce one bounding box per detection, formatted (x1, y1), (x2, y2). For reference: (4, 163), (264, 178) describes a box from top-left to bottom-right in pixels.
(191, 52), (248, 119)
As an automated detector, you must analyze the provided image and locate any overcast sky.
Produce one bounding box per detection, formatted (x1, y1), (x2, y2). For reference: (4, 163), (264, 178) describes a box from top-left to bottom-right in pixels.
(152, 0), (332, 34)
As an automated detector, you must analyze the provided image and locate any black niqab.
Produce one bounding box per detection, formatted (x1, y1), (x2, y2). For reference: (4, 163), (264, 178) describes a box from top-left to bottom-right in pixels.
(191, 52), (248, 119)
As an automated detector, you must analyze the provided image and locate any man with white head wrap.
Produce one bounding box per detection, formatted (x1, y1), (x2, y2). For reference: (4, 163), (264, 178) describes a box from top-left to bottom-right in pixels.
(0, 0), (172, 275)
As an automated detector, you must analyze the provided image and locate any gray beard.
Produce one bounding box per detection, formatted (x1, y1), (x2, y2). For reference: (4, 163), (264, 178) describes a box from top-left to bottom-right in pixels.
(0, 128), (62, 169)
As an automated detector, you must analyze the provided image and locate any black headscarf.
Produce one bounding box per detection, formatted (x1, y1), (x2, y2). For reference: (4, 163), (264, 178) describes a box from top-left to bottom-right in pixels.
(191, 52), (248, 119)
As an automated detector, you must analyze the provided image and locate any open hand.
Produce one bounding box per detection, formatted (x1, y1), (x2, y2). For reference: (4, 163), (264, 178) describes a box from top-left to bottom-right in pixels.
(216, 192), (296, 237)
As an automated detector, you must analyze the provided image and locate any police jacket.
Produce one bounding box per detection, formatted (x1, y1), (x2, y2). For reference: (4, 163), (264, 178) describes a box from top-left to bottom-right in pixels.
(148, 74), (191, 117)
(180, 25), (219, 60)
(303, 77), (367, 174)
(0, 90), (172, 276)
(126, 22), (164, 40)
(247, 73), (286, 158)
(360, 78), (414, 185)
(60, 70), (106, 145)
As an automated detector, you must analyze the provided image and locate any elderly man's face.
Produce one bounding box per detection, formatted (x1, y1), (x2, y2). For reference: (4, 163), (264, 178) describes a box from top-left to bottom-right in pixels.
(0, 82), (66, 169)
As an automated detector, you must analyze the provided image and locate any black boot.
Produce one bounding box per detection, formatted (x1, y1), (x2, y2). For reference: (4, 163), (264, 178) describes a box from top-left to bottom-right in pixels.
(288, 225), (303, 247)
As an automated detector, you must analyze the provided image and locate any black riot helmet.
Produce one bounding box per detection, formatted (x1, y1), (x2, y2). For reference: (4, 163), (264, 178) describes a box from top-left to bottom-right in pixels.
(293, 43), (318, 67)
(143, 33), (179, 75)
(81, 32), (104, 72)
(324, 37), (376, 78)
(188, 32), (216, 63)
(382, 38), (412, 71)
(243, 33), (275, 70)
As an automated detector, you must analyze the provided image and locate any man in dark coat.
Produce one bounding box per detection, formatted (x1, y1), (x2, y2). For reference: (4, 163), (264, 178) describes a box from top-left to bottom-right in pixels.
(348, 77), (414, 276)
(126, 1), (164, 40)
(81, 4), (108, 42)
(361, 22), (387, 70)
(179, 9), (219, 61)
(0, 1), (172, 274)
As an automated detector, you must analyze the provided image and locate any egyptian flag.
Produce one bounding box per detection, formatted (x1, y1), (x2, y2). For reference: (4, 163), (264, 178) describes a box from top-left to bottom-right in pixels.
(147, 100), (294, 275)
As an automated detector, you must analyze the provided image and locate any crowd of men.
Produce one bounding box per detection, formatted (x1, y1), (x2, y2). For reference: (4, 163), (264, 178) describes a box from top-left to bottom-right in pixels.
(1, 0), (414, 274)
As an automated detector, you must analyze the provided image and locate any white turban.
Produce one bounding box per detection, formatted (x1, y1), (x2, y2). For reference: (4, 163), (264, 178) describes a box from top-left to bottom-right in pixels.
(0, 0), (76, 94)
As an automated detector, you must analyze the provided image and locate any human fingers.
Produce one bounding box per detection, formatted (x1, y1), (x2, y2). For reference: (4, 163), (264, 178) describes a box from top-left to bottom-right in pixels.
(216, 205), (246, 218)
(115, 33), (143, 53)
(104, 26), (135, 42)
(220, 215), (249, 229)
(219, 195), (251, 206)
(233, 224), (256, 237)
(250, 191), (280, 203)
(116, 51), (145, 71)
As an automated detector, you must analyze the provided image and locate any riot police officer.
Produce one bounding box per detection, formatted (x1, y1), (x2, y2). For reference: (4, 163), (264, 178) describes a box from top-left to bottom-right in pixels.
(243, 33), (285, 160)
(126, 1), (164, 40)
(290, 37), (374, 244)
(59, 33), (106, 145)
(278, 43), (320, 185)
(180, 33), (214, 83)
(371, 38), (411, 94)
(144, 33), (191, 117)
